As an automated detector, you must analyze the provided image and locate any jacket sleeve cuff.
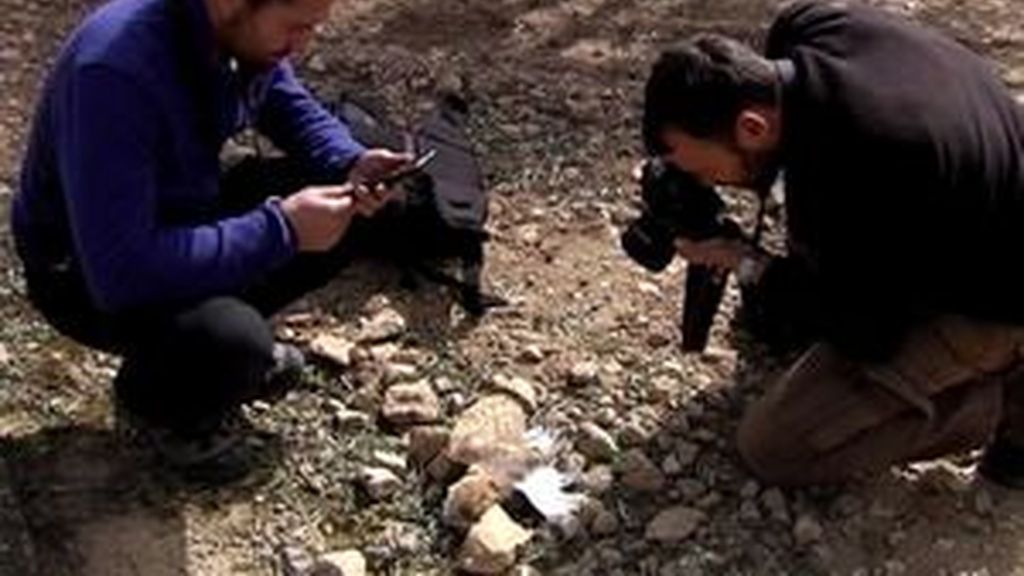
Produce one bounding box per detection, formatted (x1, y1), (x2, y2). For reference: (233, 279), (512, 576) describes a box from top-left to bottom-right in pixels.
(263, 197), (299, 260)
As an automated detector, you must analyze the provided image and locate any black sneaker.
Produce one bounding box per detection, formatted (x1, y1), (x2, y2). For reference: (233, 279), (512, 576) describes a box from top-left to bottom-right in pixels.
(261, 342), (306, 401)
(979, 436), (1024, 489)
(115, 402), (257, 486)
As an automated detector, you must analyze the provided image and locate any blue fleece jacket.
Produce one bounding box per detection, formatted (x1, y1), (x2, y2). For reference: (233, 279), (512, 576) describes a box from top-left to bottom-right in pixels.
(12, 0), (365, 312)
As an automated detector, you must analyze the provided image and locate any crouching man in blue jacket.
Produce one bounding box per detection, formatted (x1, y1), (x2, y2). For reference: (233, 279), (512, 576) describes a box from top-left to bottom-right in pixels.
(12, 0), (410, 483)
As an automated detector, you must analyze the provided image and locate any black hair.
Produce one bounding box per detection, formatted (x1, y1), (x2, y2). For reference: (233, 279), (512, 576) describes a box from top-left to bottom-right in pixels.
(642, 34), (777, 155)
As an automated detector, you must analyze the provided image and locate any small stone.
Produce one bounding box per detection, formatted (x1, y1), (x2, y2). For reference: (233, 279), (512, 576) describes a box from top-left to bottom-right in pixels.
(520, 345), (545, 364)
(581, 465), (614, 496)
(312, 549), (366, 576)
(0, 343), (11, 366)
(595, 407), (617, 427)
(332, 405), (372, 431)
(576, 422), (619, 462)
(619, 449), (666, 492)
(675, 441), (700, 468)
(649, 375), (678, 403)
(619, 420), (653, 447)
(760, 488), (790, 523)
(793, 514), (824, 546)
(309, 333), (356, 367)
(372, 450), (407, 473)
(661, 454), (683, 477)
(590, 508), (619, 536)
(459, 505), (532, 574)
(384, 362), (420, 383)
(444, 468), (504, 528)
(357, 308), (407, 343)
(381, 381), (440, 425)
(359, 466), (402, 500)
(408, 426), (450, 467)
(307, 54), (327, 73)
(638, 281), (662, 296)
(280, 545), (316, 576)
(368, 343), (399, 363)
(517, 223), (542, 246)
(568, 361), (601, 387)
(645, 506), (705, 543)
(510, 566), (542, 576)
(934, 538), (955, 552)
(690, 428), (717, 444)
(695, 490), (722, 510)
(448, 395), (528, 468)
(676, 478), (706, 500)
(426, 451), (460, 483)
(491, 375), (538, 412)
(739, 480), (760, 500)
(739, 499), (761, 522)
(884, 560), (907, 575)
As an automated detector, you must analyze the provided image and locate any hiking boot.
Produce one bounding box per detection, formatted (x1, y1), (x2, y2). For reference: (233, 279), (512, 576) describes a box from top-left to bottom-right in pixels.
(979, 435), (1024, 489)
(261, 342), (305, 401)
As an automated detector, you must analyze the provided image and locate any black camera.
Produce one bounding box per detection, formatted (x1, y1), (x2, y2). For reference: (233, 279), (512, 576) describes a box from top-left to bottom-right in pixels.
(621, 160), (742, 351)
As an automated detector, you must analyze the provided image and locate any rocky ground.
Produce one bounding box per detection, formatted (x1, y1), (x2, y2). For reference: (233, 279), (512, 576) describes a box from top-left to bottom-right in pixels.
(4, 0), (1024, 575)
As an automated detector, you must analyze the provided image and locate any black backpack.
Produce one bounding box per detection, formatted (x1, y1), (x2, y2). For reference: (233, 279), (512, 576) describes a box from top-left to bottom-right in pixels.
(330, 94), (504, 316)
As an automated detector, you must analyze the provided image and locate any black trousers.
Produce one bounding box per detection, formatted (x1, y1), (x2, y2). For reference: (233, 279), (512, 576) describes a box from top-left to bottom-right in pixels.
(21, 157), (368, 435)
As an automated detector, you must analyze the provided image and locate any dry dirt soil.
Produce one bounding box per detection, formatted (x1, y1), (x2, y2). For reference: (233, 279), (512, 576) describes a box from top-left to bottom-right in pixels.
(3, 0), (1024, 575)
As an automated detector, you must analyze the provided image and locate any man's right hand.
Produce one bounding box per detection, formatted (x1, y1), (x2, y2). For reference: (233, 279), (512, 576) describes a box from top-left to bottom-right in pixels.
(278, 184), (360, 252)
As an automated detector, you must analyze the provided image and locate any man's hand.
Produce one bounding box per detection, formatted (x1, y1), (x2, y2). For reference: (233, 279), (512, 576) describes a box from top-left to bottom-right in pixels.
(348, 148), (414, 188)
(279, 185), (360, 252)
(675, 236), (768, 277)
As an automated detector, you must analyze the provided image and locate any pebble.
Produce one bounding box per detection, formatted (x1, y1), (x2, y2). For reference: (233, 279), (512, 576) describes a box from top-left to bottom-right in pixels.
(675, 441), (700, 468)
(581, 465), (614, 496)
(459, 505), (532, 575)
(357, 308), (407, 343)
(576, 422), (619, 462)
(793, 514), (824, 546)
(312, 549), (366, 576)
(491, 374), (539, 412)
(519, 345), (545, 364)
(760, 488), (790, 523)
(359, 466), (402, 500)
(645, 506), (705, 543)
(661, 454), (683, 477)
(590, 508), (620, 536)
(381, 381), (441, 425)
(280, 545), (316, 576)
(619, 449), (666, 492)
(568, 361), (602, 387)
(408, 426), (451, 467)
(372, 450), (407, 474)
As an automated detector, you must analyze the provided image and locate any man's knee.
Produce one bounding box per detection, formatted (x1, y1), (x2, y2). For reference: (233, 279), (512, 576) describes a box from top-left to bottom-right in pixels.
(165, 297), (275, 402)
(174, 297), (273, 365)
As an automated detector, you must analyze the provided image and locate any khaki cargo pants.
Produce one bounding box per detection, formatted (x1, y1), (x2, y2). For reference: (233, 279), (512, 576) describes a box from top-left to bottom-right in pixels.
(737, 316), (1024, 486)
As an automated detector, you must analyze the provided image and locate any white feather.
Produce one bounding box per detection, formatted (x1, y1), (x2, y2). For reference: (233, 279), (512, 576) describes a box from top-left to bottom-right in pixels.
(514, 465), (586, 533)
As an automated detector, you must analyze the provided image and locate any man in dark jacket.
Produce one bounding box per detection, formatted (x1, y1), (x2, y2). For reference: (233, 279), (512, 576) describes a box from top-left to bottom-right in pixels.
(13, 0), (410, 482)
(642, 0), (1024, 486)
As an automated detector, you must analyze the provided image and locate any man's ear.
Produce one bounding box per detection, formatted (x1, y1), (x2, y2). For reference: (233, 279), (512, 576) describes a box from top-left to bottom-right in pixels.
(734, 109), (772, 151)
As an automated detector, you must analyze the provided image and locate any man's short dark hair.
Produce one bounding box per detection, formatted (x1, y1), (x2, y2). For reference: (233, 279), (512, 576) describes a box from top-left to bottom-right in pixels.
(643, 34), (778, 155)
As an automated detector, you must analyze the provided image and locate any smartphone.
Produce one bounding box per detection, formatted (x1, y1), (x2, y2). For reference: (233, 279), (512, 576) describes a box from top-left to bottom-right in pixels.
(373, 149), (437, 188)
